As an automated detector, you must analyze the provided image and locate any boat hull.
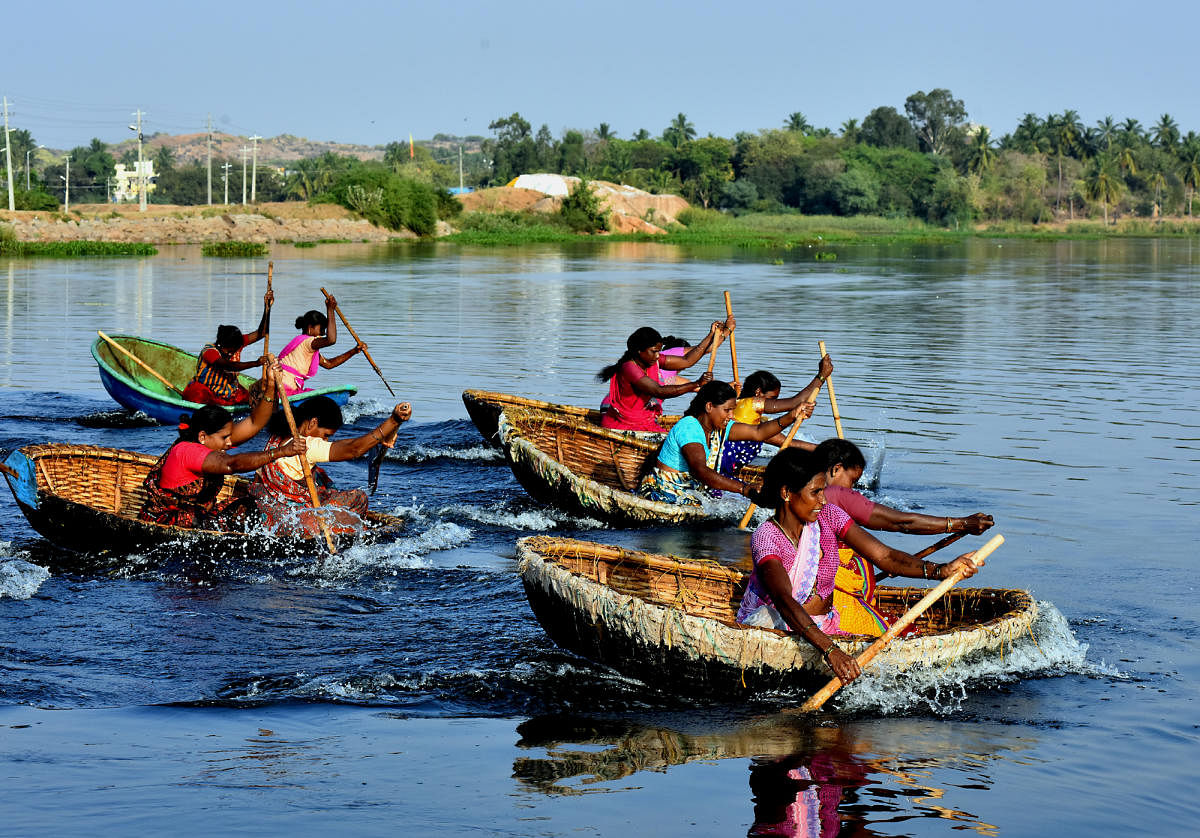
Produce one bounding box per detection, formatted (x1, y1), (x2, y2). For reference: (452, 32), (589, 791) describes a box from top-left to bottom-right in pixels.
(517, 536), (1039, 697)
(462, 389), (675, 447)
(3, 444), (403, 560)
(93, 335), (355, 424)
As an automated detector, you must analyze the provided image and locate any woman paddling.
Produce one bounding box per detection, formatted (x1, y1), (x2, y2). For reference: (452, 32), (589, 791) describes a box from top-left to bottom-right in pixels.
(812, 438), (995, 636)
(598, 324), (728, 432)
(249, 396), (411, 537)
(139, 358), (304, 529)
(637, 380), (810, 506)
(277, 294), (366, 396)
(736, 448), (983, 683)
(717, 357), (834, 478)
(180, 287), (274, 406)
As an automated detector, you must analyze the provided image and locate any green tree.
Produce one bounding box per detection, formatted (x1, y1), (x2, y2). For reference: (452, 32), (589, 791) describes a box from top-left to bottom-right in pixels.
(1046, 112), (1081, 213)
(904, 88), (967, 156)
(840, 118), (860, 144)
(632, 128), (650, 141)
(1095, 116), (1117, 150)
(662, 113), (695, 149)
(784, 112), (812, 134)
(1181, 149), (1200, 215)
(860, 106), (918, 150)
(1085, 157), (1123, 225)
(1006, 113), (1045, 153)
(1149, 170), (1167, 216)
(558, 130), (587, 176)
(153, 145), (175, 174)
(596, 123), (616, 141)
(670, 137), (733, 209)
(559, 178), (609, 233)
(967, 127), (996, 174)
(383, 141), (409, 172)
(1153, 114), (1180, 151)
(484, 112), (537, 184)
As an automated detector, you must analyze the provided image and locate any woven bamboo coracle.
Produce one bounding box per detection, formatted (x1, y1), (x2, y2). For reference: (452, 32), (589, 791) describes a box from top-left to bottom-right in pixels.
(516, 536), (1039, 695)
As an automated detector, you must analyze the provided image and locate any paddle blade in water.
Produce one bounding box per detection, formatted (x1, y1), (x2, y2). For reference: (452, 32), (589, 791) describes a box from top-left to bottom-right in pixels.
(367, 443), (386, 494)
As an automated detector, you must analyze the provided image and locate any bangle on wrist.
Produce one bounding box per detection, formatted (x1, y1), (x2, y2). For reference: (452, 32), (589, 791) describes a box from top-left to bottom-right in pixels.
(821, 644), (837, 661)
(946, 516), (953, 533)
(921, 560), (929, 579)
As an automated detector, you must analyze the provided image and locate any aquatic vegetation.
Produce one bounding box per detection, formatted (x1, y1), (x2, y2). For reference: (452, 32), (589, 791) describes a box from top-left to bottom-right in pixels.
(200, 241), (269, 257)
(0, 226), (157, 256)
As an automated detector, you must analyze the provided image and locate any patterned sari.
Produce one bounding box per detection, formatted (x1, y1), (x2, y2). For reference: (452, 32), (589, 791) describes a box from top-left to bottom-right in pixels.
(138, 445), (254, 529)
(249, 437), (368, 537)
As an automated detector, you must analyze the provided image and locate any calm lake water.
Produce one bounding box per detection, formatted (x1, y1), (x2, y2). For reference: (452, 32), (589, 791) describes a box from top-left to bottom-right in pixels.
(1, 238), (1197, 836)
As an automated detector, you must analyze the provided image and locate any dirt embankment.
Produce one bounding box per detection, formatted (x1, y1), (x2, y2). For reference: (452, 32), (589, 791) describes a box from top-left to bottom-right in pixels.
(0, 202), (405, 244)
(457, 179), (690, 234)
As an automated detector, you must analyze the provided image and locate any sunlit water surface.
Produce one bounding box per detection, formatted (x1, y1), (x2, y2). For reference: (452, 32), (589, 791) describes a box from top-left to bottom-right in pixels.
(1, 239), (1197, 835)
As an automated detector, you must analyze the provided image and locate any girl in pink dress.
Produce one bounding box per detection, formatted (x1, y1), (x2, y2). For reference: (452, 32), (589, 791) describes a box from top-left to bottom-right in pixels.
(277, 294), (366, 396)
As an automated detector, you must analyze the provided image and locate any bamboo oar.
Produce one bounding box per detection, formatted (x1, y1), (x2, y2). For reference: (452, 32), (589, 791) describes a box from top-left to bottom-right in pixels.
(262, 261), (273, 378)
(798, 533), (1005, 712)
(276, 378), (337, 556)
(737, 385), (822, 530)
(912, 530), (968, 561)
(97, 331), (183, 395)
(319, 287), (396, 397)
(724, 290), (739, 394)
(817, 340), (844, 439)
(705, 331), (726, 376)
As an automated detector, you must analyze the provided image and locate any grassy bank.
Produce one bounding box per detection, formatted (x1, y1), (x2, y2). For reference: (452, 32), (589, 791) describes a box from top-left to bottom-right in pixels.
(0, 234), (157, 257)
(442, 208), (1200, 248)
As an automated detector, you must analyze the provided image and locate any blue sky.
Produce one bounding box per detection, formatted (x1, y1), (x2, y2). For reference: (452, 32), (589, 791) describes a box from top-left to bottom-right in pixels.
(5, 0), (1197, 151)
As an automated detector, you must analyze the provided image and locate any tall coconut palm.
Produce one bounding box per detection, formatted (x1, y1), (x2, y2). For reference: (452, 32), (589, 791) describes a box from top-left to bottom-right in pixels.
(1181, 151), (1200, 216)
(1047, 113), (1080, 213)
(1153, 114), (1180, 151)
(1118, 145), (1138, 175)
(1149, 171), (1167, 216)
(840, 118), (860, 143)
(1095, 116), (1117, 150)
(967, 126), (996, 174)
(1012, 113), (1044, 153)
(662, 113), (695, 149)
(784, 112), (812, 134)
(1086, 158), (1123, 225)
(1119, 118), (1145, 145)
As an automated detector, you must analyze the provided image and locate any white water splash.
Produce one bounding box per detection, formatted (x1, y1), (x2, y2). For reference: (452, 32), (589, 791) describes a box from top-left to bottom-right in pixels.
(437, 501), (603, 531)
(0, 545), (51, 600)
(339, 397), (389, 424)
(390, 443), (502, 464)
(834, 601), (1098, 715)
(290, 521), (474, 584)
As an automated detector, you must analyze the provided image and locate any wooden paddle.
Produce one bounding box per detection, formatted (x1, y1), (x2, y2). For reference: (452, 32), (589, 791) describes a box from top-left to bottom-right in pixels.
(96, 331), (184, 396)
(724, 290), (739, 394)
(320, 287), (396, 397)
(705, 331), (726, 376)
(262, 261), (273, 378)
(737, 385), (822, 530)
(817, 340), (844, 439)
(912, 530), (968, 561)
(276, 378), (337, 556)
(798, 533), (1005, 712)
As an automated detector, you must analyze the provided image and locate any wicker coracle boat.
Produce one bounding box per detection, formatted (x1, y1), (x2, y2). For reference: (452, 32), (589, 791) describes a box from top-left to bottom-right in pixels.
(497, 406), (763, 527)
(93, 334), (356, 425)
(516, 535), (1039, 696)
(1, 443), (404, 559)
(462, 389), (678, 447)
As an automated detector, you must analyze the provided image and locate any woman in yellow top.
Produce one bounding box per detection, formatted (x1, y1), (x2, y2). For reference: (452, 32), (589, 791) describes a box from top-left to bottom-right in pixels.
(717, 354), (834, 478)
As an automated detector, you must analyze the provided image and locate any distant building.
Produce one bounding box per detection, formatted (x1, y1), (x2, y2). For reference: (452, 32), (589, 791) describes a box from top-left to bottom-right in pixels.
(113, 161), (157, 203)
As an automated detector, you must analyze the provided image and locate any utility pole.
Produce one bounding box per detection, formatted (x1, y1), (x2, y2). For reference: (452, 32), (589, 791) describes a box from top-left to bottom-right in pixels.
(249, 134), (261, 203)
(206, 113), (213, 206)
(61, 156), (70, 212)
(221, 161), (231, 205)
(130, 109), (147, 212)
(26, 145), (44, 191)
(3, 97), (14, 211)
(240, 146), (249, 205)
(459, 144), (464, 191)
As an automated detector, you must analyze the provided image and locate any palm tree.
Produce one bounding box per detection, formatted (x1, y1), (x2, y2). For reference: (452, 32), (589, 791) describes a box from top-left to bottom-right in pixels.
(1118, 145), (1138, 175)
(1153, 114), (1180, 150)
(1012, 113), (1044, 153)
(662, 113), (695, 148)
(968, 126), (996, 174)
(1047, 113), (1079, 213)
(153, 145), (175, 173)
(632, 128), (650, 142)
(1119, 118), (1145, 145)
(1181, 151), (1200, 216)
(1149, 171), (1167, 216)
(785, 112), (812, 134)
(1086, 158), (1123, 225)
(1096, 116), (1117, 150)
(596, 123), (615, 142)
(840, 118), (859, 143)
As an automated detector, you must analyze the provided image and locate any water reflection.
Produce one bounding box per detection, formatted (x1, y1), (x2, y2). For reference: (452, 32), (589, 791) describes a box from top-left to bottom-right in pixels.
(514, 713), (1032, 835)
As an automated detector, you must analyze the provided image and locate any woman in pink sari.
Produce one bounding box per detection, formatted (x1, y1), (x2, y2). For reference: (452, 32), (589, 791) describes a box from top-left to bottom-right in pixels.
(277, 294), (366, 396)
(597, 326), (716, 432)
